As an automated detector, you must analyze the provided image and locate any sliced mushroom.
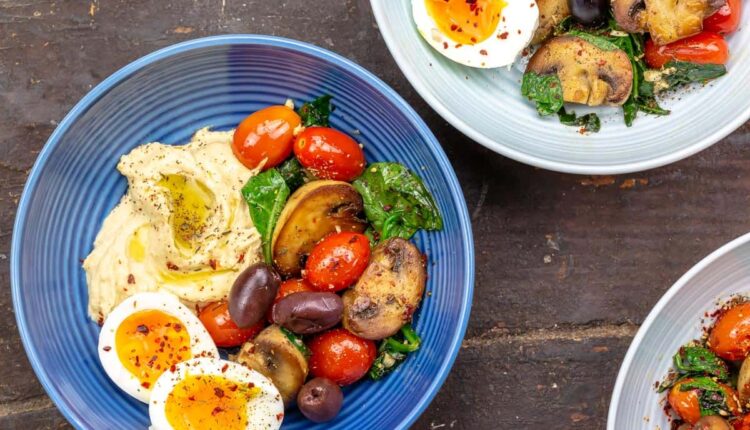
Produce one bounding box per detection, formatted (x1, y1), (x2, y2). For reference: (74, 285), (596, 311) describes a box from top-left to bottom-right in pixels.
(612, 0), (724, 45)
(531, 0), (571, 45)
(271, 180), (367, 278)
(342, 238), (426, 340)
(234, 325), (308, 407)
(738, 357), (750, 404)
(526, 35), (633, 106)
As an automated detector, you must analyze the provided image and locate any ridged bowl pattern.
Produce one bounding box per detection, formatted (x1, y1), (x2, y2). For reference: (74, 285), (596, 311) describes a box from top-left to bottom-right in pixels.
(11, 35), (474, 430)
(372, 0), (750, 174)
(608, 233), (750, 429)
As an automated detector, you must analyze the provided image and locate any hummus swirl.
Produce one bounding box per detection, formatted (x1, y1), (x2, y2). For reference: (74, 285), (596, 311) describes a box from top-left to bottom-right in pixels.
(84, 128), (262, 321)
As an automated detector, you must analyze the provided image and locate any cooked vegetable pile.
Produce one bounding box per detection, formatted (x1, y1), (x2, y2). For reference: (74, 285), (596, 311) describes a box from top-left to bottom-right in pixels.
(522, 0), (738, 132)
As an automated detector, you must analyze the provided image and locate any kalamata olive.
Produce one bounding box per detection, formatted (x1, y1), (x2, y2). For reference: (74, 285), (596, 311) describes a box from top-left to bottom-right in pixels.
(272, 292), (343, 334)
(228, 262), (280, 328)
(297, 377), (343, 423)
(568, 0), (610, 26)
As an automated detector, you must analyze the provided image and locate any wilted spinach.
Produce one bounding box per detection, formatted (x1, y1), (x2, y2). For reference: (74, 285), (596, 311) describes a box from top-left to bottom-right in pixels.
(680, 377), (732, 417)
(558, 108), (601, 133)
(298, 94), (333, 127)
(521, 72), (564, 116)
(276, 157), (312, 192)
(353, 162), (442, 241)
(674, 346), (729, 380)
(241, 169), (290, 264)
(369, 325), (421, 380)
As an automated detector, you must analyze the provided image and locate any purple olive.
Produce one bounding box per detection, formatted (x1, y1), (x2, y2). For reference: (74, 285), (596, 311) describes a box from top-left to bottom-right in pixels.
(272, 292), (343, 334)
(228, 262), (280, 328)
(297, 377), (343, 423)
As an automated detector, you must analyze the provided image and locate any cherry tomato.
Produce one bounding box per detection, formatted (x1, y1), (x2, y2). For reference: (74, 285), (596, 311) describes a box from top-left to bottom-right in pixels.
(668, 378), (740, 424)
(198, 301), (264, 347)
(709, 302), (750, 361)
(293, 127), (365, 181)
(232, 105), (301, 170)
(265, 278), (316, 322)
(308, 328), (376, 386)
(645, 32), (729, 69)
(734, 415), (750, 430)
(705, 0), (742, 35)
(304, 232), (370, 292)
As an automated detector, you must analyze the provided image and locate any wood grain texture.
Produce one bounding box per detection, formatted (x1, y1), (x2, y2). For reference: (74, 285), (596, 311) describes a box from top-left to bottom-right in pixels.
(1, 0), (749, 428)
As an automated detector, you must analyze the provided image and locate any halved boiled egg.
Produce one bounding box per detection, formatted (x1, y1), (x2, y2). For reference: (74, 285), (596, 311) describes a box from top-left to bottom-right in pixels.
(413, 0), (540, 68)
(98, 292), (218, 402)
(149, 357), (284, 430)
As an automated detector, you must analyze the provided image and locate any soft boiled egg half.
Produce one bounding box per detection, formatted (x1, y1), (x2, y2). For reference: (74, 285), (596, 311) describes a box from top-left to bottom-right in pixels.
(413, 0), (539, 68)
(149, 357), (284, 430)
(98, 292), (218, 403)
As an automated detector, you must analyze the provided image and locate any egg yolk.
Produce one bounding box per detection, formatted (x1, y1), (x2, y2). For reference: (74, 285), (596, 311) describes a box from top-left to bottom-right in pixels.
(158, 174), (215, 253)
(115, 310), (192, 388)
(165, 374), (261, 430)
(425, 0), (505, 45)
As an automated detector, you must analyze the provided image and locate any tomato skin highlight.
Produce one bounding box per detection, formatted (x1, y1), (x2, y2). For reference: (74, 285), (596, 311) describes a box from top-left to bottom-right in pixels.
(644, 32), (729, 69)
(293, 127), (366, 182)
(734, 414), (750, 430)
(266, 278), (316, 322)
(308, 328), (377, 386)
(668, 378), (740, 424)
(232, 105), (301, 170)
(704, 0), (742, 35)
(198, 301), (264, 347)
(709, 302), (750, 361)
(304, 232), (371, 292)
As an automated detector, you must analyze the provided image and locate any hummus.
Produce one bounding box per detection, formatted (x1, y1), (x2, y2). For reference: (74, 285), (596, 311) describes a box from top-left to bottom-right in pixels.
(84, 128), (262, 321)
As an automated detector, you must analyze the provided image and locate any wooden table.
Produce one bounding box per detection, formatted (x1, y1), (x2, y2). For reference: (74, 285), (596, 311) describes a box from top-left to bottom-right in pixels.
(2, 1), (748, 428)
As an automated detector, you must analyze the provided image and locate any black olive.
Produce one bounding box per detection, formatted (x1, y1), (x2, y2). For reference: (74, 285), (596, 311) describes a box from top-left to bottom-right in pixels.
(297, 378), (343, 423)
(228, 262), (280, 328)
(568, 0), (610, 26)
(272, 292), (343, 334)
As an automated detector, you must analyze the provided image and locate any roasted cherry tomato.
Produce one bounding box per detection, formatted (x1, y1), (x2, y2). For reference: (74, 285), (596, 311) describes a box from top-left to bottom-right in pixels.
(668, 378), (740, 425)
(645, 32), (729, 69)
(232, 105), (301, 170)
(198, 301), (264, 347)
(304, 232), (370, 292)
(705, 0), (742, 35)
(734, 414), (750, 430)
(266, 278), (316, 321)
(308, 328), (376, 386)
(709, 302), (750, 361)
(293, 127), (365, 181)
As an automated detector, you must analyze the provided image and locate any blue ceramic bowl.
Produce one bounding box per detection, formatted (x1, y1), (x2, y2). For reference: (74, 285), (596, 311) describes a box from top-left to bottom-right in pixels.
(11, 35), (474, 429)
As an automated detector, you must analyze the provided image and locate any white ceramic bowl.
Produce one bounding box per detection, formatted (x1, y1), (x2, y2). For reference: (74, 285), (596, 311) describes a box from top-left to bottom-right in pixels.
(372, 0), (750, 174)
(608, 233), (750, 429)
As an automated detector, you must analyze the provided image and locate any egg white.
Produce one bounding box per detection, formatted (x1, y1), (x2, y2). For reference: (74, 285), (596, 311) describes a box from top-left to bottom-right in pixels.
(149, 357), (284, 430)
(413, 0), (540, 68)
(98, 292), (218, 403)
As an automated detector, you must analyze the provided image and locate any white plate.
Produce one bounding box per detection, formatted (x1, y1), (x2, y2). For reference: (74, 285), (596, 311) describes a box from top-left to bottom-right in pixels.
(608, 232), (750, 429)
(372, 0), (750, 174)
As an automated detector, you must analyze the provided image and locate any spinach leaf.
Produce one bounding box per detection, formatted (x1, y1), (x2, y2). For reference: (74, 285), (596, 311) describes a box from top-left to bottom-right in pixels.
(566, 29), (621, 51)
(241, 169), (290, 264)
(673, 346), (729, 381)
(680, 377), (732, 417)
(353, 162), (442, 241)
(521, 72), (564, 116)
(298, 94), (333, 127)
(369, 325), (421, 380)
(663, 61), (727, 88)
(279, 326), (310, 358)
(558, 108), (601, 133)
(276, 157), (311, 192)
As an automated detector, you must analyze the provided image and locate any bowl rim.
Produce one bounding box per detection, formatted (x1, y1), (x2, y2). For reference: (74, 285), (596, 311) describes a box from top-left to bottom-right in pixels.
(370, 1), (750, 175)
(607, 231), (750, 428)
(10, 34), (475, 430)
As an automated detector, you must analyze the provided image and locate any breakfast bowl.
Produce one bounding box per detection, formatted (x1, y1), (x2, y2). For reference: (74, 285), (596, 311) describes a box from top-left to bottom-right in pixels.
(608, 232), (750, 429)
(11, 35), (474, 429)
(372, 0), (750, 174)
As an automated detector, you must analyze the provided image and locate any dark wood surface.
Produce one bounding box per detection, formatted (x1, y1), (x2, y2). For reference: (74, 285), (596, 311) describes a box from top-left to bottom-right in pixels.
(1, 1), (749, 429)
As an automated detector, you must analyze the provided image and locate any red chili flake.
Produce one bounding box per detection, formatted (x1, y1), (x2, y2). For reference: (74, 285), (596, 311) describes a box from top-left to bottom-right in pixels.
(188, 395), (196, 401)
(169, 364), (176, 372)
(276, 413), (284, 421)
(383, 204), (393, 212)
(141, 382), (150, 388)
(212, 407), (223, 416)
(455, 43), (462, 48)
(480, 49), (488, 56)
(221, 363), (229, 373)
(229, 384), (238, 392)
(148, 355), (158, 367)
(102, 346), (112, 352)
(470, 37), (477, 43)
(209, 259), (217, 270)
(247, 382), (255, 389)
(598, 59), (607, 66)
(214, 387), (225, 398)
(450, 24), (458, 31)
(443, 41), (448, 49)
(136, 324), (149, 335)
(135, 355), (141, 367)
(127, 274), (135, 284)
(97, 316), (104, 326)
(166, 261), (179, 270)
(173, 323), (182, 332)
(498, 32), (509, 40)
(237, 253), (245, 263)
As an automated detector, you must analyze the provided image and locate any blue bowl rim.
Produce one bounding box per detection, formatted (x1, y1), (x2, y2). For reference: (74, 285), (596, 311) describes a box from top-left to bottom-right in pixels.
(10, 34), (475, 429)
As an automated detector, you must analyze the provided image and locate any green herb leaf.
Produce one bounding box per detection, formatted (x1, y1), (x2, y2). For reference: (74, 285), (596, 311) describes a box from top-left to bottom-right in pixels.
(353, 162), (442, 241)
(521, 72), (564, 116)
(557, 107), (601, 133)
(241, 169), (290, 264)
(279, 326), (310, 358)
(680, 377), (732, 417)
(369, 325), (421, 380)
(662, 61), (727, 88)
(566, 29), (621, 51)
(276, 157), (312, 192)
(298, 94), (333, 127)
(674, 346), (729, 381)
